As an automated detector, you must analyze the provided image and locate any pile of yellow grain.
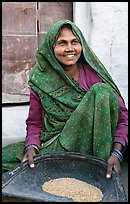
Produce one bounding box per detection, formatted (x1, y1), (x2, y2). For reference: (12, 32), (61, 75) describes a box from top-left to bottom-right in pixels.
(42, 177), (103, 202)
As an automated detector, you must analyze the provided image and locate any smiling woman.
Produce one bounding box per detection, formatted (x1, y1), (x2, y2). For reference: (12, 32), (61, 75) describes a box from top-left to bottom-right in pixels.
(54, 25), (82, 81)
(54, 26), (82, 62)
(2, 20), (128, 182)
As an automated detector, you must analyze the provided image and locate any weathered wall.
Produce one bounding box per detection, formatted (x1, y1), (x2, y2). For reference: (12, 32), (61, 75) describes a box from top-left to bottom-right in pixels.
(2, 2), (72, 103)
(2, 2), (73, 146)
(74, 2), (128, 106)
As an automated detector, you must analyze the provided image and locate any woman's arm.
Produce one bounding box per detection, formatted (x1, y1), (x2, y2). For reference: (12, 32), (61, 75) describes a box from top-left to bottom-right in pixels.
(25, 88), (44, 149)
(22, 89), (44, 167)
(114, 95), (128, 147)
(106, 95), (128, 178)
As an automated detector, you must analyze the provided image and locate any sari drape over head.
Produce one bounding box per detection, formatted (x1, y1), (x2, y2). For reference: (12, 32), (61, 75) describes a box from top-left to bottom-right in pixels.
(28, 20), (123, 160)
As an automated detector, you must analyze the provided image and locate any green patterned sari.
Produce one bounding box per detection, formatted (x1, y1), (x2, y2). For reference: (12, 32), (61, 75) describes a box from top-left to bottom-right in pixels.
(2, 20), (124, 173)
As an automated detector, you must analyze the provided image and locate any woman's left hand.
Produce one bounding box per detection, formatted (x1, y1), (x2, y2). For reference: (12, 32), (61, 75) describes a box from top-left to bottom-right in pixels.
(106, 154), (122, 178)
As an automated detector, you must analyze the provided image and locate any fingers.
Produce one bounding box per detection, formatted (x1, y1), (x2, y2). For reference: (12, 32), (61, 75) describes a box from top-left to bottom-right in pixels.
(106, 155), (115, 178)
(27, 150), (36, 168)
(113, 162), (122, 176)
(106, 164), (113, 178)
(21, 155), (28, 163)
(22, 148), (36, 168)
(106, 154), (122, 178)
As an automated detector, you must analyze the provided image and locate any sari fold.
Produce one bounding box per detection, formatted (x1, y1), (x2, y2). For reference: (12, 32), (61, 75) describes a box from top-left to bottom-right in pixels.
(39, 83), (119, 160)
(2, 20), (126, 173)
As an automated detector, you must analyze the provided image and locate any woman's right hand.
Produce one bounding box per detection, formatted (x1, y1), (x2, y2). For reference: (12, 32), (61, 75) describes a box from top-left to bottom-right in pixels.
(22, 147), (37, 168)
(106, 154), (122, 178)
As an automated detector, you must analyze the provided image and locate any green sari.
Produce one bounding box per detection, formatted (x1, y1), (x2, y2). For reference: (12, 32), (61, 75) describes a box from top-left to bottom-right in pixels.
(2, 20), (123, 173)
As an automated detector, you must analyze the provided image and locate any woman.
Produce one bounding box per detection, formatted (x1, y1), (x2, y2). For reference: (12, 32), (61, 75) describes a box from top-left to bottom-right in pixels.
(2, 20), (128, 178)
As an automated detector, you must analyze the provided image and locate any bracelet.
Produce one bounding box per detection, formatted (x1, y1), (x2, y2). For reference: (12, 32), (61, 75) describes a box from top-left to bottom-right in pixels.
(111, 149), (124, 162)
(24, 144), (39, 153)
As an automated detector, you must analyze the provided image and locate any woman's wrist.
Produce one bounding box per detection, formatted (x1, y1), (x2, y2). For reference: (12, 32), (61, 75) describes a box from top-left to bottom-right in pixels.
(112, 142), (124, 153)
(24, 144), (39, 154)
(111, 149), (124, 162)
(111, 142), (124, 162)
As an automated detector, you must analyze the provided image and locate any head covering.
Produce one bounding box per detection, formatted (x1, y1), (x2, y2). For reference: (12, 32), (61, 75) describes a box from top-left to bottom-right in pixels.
(29, 20), (123, 101)
(2, 20), (124, 166)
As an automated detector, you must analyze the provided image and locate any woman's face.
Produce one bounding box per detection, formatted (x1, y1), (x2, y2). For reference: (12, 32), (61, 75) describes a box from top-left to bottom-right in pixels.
(54, 27), (82, 67)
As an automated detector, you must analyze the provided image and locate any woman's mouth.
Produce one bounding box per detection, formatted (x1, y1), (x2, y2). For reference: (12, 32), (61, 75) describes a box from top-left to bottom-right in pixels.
(64, 54), (75, 59)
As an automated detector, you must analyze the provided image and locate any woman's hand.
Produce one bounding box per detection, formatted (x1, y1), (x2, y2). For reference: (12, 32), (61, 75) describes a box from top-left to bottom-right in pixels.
(106, 154), (122, 178)
(22, 147), (37, 168)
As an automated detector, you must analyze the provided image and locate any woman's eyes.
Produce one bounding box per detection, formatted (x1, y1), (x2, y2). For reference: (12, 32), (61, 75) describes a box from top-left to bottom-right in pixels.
(72, 40), (79, 45)
(57, 40), (80, 46)
(58, 41), (65, 45)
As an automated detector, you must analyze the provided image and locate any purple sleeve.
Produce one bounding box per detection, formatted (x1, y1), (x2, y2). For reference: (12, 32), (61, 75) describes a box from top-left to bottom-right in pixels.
(114, 95), (128, 146)
(25, 89), (44, 148)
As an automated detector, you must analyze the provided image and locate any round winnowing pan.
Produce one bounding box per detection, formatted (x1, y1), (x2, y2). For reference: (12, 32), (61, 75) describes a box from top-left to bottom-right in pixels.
(2, 152), (127, 202)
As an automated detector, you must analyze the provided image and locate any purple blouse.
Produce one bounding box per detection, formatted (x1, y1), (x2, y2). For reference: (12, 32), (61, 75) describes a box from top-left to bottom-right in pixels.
(25, 64), (128, 148)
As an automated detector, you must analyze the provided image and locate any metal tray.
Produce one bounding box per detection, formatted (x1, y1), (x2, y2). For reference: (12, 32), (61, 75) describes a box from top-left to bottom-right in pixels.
(2, 152), (127, 202)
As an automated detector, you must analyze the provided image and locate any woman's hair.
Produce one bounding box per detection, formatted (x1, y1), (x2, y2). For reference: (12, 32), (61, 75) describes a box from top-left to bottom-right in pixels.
(60, 23), (72, 31)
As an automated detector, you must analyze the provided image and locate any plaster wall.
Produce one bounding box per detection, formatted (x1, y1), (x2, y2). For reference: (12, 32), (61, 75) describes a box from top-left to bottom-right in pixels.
(73, 2), (128, 106)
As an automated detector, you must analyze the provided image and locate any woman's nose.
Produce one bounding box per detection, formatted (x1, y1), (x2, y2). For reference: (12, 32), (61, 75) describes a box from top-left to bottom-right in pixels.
(65, 44), (74, 52)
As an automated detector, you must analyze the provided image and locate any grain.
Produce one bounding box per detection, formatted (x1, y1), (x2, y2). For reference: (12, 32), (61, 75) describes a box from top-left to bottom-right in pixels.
(42, 177), (103, 202)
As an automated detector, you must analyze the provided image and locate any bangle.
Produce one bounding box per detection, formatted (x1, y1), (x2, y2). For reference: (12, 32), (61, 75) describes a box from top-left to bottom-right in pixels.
(111, 149), (124, 162)
(24, 144), (39, 153)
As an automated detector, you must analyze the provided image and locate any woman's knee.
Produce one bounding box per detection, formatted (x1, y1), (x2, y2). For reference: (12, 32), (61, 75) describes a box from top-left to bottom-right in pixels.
(91, 83), (117, 100)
